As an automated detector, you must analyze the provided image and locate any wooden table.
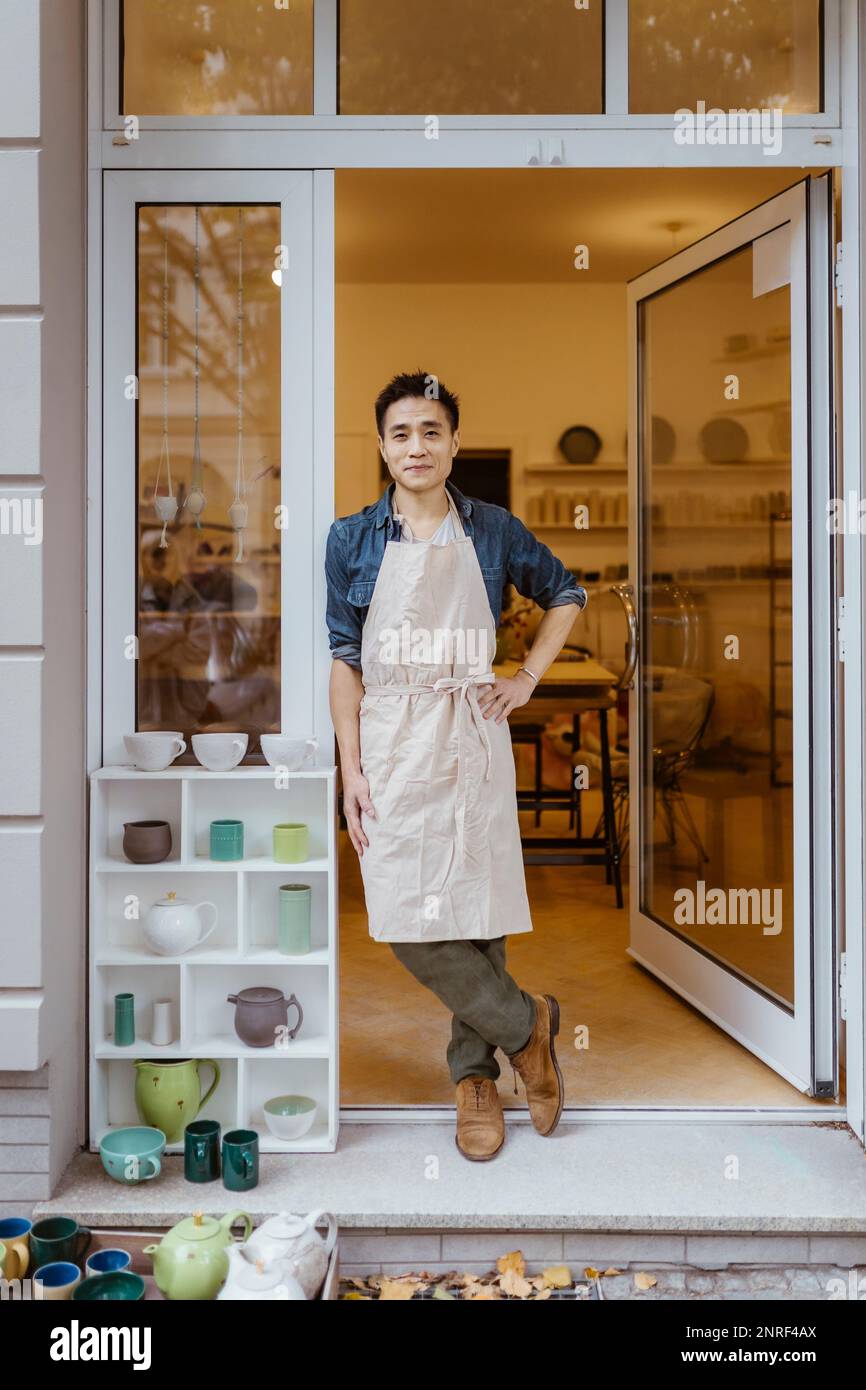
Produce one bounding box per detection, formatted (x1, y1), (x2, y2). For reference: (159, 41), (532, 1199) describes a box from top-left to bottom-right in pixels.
(495, 657), (623, 906)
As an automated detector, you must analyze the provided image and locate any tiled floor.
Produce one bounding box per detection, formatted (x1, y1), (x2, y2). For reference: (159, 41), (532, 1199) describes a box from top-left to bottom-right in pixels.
(339, 802), (838, 1110)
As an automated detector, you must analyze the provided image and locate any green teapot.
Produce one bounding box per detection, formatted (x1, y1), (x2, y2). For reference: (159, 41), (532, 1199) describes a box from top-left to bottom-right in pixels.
(144, 1209), (252, 1301)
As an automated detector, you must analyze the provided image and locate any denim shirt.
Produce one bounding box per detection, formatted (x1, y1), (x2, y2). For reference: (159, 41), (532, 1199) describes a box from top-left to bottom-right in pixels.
(325, 479), (587, 670)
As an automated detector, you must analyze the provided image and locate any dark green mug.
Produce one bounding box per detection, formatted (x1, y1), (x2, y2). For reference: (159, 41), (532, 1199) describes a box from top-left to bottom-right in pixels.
(184, 1119), (221, 1183)
(222, 1129), (259, 1192)
(29, 1217), (91, 1273)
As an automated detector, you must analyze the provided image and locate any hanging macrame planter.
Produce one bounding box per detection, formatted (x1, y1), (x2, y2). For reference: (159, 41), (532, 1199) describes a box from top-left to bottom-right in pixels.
(185, 205), (207, 528)
(153, 207), (178, 548)
(229, 206), (249, 562)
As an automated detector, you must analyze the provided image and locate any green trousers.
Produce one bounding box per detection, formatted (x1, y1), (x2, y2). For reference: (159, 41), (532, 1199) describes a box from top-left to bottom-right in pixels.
(388, 935), (537, 1085)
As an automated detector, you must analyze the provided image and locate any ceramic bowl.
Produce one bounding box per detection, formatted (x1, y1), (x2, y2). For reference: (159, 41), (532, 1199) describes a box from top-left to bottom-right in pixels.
(192, 733), (248, 771)
(73, 1271), (146, 1301)
(262, 1094), (317, 1141)
(99, 1126), (166, 1184)
(85, 1247), (132, 1278)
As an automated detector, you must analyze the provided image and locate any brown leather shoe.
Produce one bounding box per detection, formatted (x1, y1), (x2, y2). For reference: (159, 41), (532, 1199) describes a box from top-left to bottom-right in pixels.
(454, 1076), (505, 1161)
(507, 994), (564, 1135)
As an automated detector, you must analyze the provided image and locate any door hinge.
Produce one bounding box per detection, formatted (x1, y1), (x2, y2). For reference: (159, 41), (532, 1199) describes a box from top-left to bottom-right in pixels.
(839, 952), (848, 1021)
(837, 596), (849, 662)
(835, 242), (843, 307)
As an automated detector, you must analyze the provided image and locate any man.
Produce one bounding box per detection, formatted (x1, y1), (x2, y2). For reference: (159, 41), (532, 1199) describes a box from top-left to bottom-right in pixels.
(325, 369), (587, 1160)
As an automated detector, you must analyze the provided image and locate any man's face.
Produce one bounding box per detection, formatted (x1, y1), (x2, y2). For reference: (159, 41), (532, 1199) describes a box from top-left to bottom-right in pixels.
(378, 396), (459, 494)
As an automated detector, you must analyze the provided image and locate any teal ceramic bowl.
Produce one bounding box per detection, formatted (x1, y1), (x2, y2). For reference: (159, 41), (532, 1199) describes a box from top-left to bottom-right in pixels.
(73, 1271), (146, 1301)
(262, 1094), (316, 1141)
(99, 1126), (165, 1184)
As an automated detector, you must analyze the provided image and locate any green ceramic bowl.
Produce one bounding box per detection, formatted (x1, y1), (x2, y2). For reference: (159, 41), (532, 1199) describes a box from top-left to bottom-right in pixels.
(100, 1126), (166, 1184)
(263, 1094), (316, 1141)
(73, 1271), (146, 1301)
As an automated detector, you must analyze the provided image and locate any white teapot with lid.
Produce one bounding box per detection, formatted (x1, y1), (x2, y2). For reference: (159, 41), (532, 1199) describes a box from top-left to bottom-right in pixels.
(217, 1243), (306, 1301)
(143, 891), (218, 956)
(244, 1209), (337, 1299)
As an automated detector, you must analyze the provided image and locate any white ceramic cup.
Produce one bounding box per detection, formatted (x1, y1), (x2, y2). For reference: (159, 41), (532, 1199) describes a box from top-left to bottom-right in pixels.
(191, 733), (248, 771)
(124, 732), (186, 772)
(260, 736), (318, 771)
(151, 1000), (175, 1046)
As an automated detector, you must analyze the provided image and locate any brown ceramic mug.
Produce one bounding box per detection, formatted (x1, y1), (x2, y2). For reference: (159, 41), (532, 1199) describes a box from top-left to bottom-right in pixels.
(123, 820), (172, 864)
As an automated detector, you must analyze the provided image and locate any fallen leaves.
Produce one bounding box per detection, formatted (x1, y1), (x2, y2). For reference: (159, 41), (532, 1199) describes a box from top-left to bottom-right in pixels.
(340, 1250), (588, 1300)
(338, 1250), (663, 1300)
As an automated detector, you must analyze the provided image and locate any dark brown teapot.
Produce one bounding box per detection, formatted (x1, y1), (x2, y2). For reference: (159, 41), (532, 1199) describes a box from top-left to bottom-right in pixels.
(227, 987), (303, 1049)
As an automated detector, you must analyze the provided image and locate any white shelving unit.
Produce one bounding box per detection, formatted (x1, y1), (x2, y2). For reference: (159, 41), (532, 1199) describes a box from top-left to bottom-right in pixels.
(89, 766), (339, 1154)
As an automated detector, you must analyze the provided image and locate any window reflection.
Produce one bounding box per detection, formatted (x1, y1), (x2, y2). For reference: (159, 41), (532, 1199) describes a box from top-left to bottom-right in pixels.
(338, 0), (603, 115)
(136, 205), (281, 751)
(122, 0), (314, 116)
(629, 0), (822, 114)
(639, 244), (795, 1006)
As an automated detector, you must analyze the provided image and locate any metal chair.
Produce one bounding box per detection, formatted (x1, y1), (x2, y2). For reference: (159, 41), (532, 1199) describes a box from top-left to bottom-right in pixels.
(575, 583), (715, 867)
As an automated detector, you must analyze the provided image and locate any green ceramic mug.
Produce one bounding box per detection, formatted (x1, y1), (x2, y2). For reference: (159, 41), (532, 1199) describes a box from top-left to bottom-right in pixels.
(29, 1217), (92, 1273)
(278, 884), (311, 955)
(184, 1119), (221, 1183)
(222, 1129), (259, 1192)
(210, 819), (244, 861)
(273, 823), (308, 864)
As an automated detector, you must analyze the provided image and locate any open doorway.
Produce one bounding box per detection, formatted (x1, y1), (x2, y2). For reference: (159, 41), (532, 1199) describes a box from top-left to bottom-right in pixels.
(334, 167), (841, 1112)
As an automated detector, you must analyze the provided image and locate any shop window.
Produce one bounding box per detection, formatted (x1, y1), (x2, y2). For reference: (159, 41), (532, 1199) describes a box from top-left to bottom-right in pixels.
(121, 0), (314, 116)
(629, 0), (823, 115)
(337, 0), (604, 116)
(136, 204), (281, 747)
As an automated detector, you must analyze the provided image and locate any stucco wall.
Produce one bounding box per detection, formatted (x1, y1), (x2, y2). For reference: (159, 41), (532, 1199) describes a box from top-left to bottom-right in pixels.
(0, 0), (86, 1213)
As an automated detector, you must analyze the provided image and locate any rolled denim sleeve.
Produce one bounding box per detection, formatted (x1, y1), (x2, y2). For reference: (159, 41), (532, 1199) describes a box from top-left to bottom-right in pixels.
(324, 521), (363, 669)
(505, 513), (588, 611)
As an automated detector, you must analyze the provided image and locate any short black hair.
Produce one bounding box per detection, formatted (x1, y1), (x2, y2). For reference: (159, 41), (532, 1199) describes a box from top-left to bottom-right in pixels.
(374, 369), (460, 437)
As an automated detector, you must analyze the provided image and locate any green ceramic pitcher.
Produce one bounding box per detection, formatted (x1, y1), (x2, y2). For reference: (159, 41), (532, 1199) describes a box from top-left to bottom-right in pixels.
(133, 1058), (221, 1144)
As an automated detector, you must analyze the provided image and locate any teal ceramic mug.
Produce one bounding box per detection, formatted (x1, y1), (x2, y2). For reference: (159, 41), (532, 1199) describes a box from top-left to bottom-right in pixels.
(99, 1126), (165, 1185)
(29, 1217), (92, 1273)
(222, 1129), (259, 1192)
(210, 819), (244, 861)
(273, 823), (308, 864)
(278, 884), (311, 954)
(184, 1119), (221, 1183)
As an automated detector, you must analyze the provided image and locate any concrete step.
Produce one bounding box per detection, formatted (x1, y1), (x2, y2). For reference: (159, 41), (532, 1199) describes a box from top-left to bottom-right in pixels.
(33, 1118), (866, 1267)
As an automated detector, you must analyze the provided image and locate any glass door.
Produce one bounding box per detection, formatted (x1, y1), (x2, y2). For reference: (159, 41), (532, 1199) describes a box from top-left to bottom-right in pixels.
(626, 177), (838, 1096)
(102, 171), (316, 763)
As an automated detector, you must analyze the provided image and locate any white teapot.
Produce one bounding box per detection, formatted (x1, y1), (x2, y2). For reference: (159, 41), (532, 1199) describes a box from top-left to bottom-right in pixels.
(143, 892), (218, 956)
(244, 1210), (337, 1300)
(217, 1243), (306, 1301)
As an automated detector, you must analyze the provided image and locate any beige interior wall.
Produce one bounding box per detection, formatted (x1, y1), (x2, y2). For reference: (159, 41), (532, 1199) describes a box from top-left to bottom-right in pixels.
(335, 280), (628, 521)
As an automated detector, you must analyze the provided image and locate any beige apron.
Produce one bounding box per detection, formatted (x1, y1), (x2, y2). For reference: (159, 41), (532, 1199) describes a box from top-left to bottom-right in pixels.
(358, 489), (534, 943)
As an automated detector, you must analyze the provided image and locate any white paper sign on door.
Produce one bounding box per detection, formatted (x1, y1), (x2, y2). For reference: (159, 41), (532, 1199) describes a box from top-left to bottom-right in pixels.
(753, 223), (791, 297)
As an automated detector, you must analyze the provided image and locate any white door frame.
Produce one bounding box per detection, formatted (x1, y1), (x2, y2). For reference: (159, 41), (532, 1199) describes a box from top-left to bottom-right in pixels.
(85, 0), (865, 1137)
